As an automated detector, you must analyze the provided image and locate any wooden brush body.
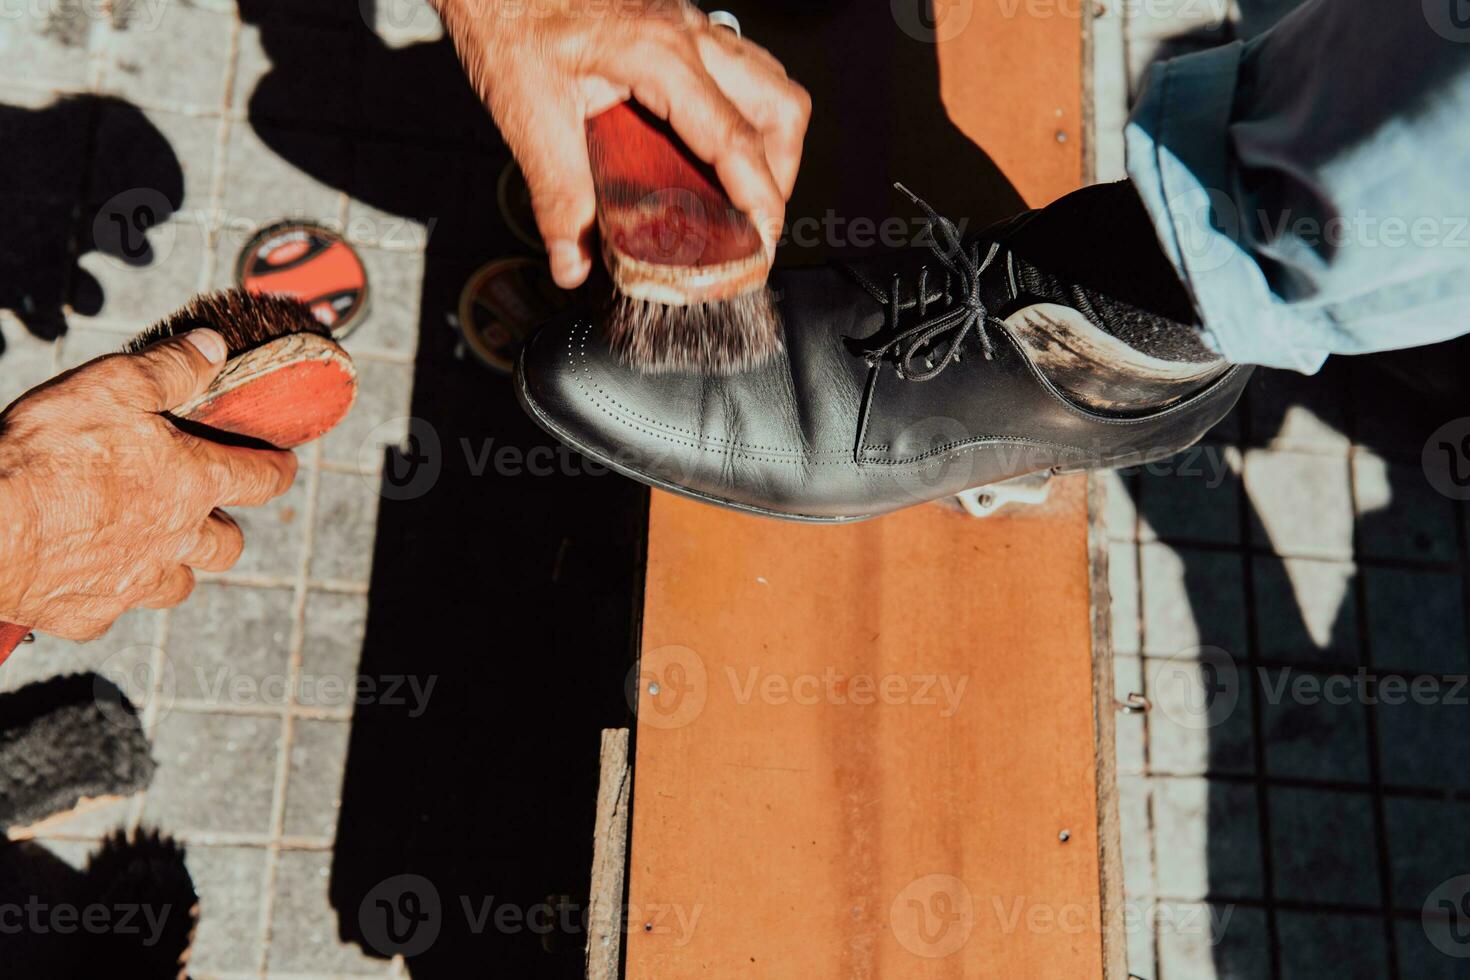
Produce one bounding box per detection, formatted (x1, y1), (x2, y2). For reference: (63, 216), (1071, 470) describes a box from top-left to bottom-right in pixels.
(587, 102), (782, 372)
(588, 101), (768, 304)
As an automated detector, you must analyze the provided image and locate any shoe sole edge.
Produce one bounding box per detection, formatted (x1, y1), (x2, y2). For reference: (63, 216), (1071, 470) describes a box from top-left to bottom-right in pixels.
(512, 357), (875, 525)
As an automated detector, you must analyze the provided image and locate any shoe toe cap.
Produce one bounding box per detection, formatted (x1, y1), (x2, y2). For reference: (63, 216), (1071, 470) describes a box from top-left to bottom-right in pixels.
(515, 312), (607, 453)
(516, 312), (860, 518)
(516, 312), (728, 494)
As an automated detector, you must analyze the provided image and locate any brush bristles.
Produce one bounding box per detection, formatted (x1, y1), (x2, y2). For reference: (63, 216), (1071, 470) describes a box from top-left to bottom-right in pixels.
(607, 288), (782, 374)
(126, 289), (329, 356)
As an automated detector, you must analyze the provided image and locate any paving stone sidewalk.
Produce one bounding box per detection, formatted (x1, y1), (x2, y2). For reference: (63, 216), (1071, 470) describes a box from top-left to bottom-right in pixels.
(1096, 4), (1470, 977)
(0, 1), (433, 974)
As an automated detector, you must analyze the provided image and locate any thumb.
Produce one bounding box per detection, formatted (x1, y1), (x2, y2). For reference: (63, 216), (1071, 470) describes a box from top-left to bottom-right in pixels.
(513, 105), (597, 289)
(125, 329), (230, 412)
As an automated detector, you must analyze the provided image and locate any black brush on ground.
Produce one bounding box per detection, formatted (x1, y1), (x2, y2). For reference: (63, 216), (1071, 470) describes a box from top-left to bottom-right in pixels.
(0, 673), (154, 831)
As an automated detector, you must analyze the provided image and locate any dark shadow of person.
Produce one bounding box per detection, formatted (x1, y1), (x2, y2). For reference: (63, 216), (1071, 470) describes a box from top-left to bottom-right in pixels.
(1123, 353), (1470, 977)
(238, 4), (645, 976)
(234, 0), (1022, 975)
(0, 832), (199, 977)
(0, 96), (183, 348)
(1121, 2), (1470, 969)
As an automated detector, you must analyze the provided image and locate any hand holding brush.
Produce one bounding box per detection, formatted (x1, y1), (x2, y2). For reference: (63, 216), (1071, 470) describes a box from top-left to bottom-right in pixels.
(586, 85), (785, 373)
(433, 0), (811, 353)
(0, 290), (356, 664)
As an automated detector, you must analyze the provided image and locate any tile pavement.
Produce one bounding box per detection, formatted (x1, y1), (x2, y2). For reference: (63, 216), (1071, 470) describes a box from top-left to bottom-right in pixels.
(0, 1), (440, 975)
(1103, 366), (1470, 979)
(1101, 3), (1470, 975)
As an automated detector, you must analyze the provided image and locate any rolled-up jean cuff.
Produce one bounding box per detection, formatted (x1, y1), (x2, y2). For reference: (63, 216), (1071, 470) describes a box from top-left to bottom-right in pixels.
(1125, 41), (1331, 373)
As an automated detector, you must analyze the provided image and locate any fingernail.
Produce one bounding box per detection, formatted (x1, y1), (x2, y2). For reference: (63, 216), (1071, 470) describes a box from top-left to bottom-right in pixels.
(750, 211), (779, 259)
(184, 328), (228, 364)
(549, 240), (588, 288)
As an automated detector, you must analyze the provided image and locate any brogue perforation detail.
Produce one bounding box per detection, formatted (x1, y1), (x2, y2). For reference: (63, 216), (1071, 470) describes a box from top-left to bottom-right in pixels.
(561, 323), (856, 464)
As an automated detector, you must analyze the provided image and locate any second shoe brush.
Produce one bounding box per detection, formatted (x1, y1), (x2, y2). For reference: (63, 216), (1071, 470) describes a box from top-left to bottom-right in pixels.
(0, 289), (357, 665)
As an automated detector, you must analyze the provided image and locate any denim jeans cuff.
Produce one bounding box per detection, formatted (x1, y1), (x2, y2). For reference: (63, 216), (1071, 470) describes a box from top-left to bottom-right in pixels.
(1125, 41), (1331, 373)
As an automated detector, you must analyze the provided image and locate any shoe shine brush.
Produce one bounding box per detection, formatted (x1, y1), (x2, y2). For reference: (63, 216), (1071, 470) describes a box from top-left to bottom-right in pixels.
(0, 289), (357, 666)
(587, 100), (782, 374)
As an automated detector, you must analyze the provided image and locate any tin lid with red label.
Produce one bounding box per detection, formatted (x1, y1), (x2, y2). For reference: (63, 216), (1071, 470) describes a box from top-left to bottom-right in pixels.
(497, 161), (543, 253)
(235, 221), (369, 340)
(457, 256), (568, 374)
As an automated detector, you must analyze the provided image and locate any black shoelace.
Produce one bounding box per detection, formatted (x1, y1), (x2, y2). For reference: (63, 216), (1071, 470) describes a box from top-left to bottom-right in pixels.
(858, 184), (1006, 382)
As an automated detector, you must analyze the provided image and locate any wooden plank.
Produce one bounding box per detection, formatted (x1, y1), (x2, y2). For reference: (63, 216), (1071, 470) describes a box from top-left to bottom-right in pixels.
(587, 728), (631, 980)
(627, 479), (1119, 978)
(937, 0), (1086, 205)
(1088, 476), (1129, 980)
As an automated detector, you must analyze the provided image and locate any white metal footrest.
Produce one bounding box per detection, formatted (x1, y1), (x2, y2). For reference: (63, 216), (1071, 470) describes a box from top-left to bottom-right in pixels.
(954, 471), (1053, 518)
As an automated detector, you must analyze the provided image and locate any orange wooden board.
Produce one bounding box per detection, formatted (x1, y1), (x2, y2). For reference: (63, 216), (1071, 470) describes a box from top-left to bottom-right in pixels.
(938, 0), (1087, 206)
(626, 484), (1108, 977)
(625, 5), (1099, 978)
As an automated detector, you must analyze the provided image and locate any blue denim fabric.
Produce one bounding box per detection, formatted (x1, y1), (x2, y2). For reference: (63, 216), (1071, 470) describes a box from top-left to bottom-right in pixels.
(1125, 0), (1470, 372)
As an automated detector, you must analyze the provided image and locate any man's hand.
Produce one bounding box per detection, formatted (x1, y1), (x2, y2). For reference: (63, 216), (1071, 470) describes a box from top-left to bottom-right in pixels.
(0, 330), (298, 640)
(434, 0), (811, 288)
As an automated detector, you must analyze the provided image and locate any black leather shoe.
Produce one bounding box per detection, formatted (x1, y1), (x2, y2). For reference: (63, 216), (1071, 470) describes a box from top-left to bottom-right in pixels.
(515, 197), (1251, 523)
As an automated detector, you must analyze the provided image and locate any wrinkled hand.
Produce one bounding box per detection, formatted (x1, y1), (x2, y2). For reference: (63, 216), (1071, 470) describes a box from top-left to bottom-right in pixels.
(0, 330), (298, 640)
(434, 0), (812, 287)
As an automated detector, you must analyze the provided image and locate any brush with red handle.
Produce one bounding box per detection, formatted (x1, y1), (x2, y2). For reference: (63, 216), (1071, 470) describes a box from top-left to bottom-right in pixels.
(0, 289), (357, 667)
(587, 95), (782, 373)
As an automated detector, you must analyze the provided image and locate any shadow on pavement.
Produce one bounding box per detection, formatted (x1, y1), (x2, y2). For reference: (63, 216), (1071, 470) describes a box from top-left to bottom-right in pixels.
(0, 95), (183, 347)
(237, 0), (1022, 974)
(1126, 351), (1470, 978)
